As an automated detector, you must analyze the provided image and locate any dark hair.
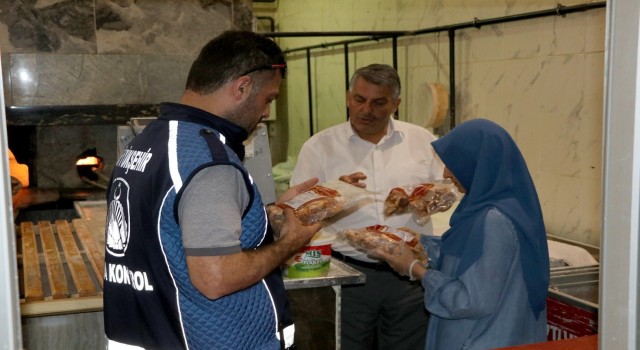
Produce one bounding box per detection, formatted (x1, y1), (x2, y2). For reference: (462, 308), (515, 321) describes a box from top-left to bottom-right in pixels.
(348, 63), (401, 99)
(185, 30), (285, 94)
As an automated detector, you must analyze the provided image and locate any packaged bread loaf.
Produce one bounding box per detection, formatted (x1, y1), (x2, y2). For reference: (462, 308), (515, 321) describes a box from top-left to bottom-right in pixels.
(383, 187), (411, 216)
(383, 181), (458, 225)
(409, 182), (458, 225)
(337, 225), (427, 264)
(267, 179), (373, 233)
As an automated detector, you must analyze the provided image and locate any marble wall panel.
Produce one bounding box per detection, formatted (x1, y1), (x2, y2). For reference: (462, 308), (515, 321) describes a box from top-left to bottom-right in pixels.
(502, 19), (541, 60)
(585, 8), (606, 53)
(581, 52), (604, 177)
(138, 54), (195, 103)
(95, 0), (233, 55)
(434, 0), (554, 27)
(540, 12), (587, 56)
(282, 58), (311, 159)
(396, 0), (430, 29)
(275, 1), (322, 32)
(500, 58), (545, 170)
(350, 42), (396, 68)
(9, 53), (191, 106)
(399, 34), (447, 69)
(312, 53), (348, 132)
(456, 25), (504, 64)
(505, 0), (550, 15)
(455, 61), (506, 121)
(7, 54), (37, 106)
(537, 54), (586, 177)
(0, 0), (251, 107)
(376, 1), (400, 31)
(538, 173), (601, 246)
(0, 0), (96, 54)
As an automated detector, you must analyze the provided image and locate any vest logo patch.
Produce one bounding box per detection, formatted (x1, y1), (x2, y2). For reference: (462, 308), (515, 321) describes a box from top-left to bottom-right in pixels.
(104, 262), (154, 291)
(116, 147), (153, 174)
(106, 178), (131, 257)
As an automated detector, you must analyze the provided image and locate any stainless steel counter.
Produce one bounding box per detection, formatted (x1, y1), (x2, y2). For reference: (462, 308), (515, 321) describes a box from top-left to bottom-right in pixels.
(284, 259), (365, 290)
(547, 262), (599, 340)
(549, 264), (599, 311)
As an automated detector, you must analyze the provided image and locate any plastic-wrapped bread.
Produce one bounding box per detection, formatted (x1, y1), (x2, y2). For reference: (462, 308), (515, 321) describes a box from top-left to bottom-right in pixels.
(382, 181), (458, 225)
(409, 182), (457, 225)
(338, 225), (427, 264)
(383, 187), (411, 216)
(283, 184), (347, 224)
(266, 204), (286, 238)
(267, 180), (373, 234)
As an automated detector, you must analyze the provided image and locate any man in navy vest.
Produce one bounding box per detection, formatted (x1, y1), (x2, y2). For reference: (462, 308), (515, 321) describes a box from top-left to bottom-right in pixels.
(104, 30), (321, 350)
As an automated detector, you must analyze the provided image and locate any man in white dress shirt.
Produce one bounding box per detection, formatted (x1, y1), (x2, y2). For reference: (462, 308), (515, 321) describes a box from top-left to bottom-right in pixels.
(290, 64), (445, 350)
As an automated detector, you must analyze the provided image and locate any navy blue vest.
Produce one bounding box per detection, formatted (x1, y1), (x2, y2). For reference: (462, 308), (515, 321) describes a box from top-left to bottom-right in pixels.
(104, 103), (291, 349)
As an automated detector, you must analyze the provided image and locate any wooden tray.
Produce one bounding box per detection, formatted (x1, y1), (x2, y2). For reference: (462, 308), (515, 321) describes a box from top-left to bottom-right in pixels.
(17, 219), (104, 317)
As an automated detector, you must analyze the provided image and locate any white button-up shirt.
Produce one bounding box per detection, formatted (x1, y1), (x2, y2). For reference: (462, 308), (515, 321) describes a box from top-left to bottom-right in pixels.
(290, 118), (445, 262)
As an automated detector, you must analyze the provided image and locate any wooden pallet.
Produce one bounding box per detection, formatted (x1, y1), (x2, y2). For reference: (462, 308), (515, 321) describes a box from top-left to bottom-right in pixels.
(18, 219), (104, 317)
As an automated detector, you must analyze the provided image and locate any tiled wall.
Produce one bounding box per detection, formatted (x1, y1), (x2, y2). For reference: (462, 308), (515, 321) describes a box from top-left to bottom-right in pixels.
(0, 0), (251, 189)
(258, 0), (606, 246)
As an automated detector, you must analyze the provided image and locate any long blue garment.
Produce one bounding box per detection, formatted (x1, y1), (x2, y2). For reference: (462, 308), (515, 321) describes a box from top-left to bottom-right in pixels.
(421, 118), (549, 349)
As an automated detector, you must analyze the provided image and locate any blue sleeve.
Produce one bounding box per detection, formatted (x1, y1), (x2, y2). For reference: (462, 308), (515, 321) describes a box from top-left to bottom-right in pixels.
(421, 209), (518, 319)
(420, 234), (442, 269)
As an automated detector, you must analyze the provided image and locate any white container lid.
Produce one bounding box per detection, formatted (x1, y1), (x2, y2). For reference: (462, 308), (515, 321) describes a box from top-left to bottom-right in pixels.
(307, 231), (335, 247)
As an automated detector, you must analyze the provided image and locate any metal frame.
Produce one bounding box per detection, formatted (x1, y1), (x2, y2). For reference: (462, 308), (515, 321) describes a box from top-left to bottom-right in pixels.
(600, 0), (640, 348)
(0, 50), (22, 350)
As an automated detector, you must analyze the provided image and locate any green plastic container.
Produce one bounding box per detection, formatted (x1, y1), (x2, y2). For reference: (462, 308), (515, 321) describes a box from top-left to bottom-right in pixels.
(284, 232), (333, 278)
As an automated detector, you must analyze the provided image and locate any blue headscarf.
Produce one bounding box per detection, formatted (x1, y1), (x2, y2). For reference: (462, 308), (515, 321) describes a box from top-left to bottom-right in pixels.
(431, 118), (549, 317)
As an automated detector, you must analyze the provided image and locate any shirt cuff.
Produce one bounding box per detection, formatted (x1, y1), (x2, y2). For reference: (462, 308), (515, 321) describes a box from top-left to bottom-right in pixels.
(185, 245), (242, 256)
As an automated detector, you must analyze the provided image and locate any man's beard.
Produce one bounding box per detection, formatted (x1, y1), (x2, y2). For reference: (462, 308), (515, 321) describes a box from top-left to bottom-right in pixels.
(227, 94), (260, 133)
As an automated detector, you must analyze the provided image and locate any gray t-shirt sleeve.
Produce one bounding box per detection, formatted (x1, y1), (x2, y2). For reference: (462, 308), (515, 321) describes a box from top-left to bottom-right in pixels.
(178, 164), (250, 256)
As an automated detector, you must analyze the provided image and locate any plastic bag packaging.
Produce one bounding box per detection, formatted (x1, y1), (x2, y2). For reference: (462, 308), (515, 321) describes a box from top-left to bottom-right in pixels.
(409, 182), (458, 225)
(337, 225), (428, 264)
(267, 179), (374, 233)
(383, 181), (459, 225)
(383, 187), (411, 216)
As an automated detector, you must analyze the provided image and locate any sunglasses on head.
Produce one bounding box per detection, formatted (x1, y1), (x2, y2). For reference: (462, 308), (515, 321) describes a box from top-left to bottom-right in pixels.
(241, 63), (287, 79)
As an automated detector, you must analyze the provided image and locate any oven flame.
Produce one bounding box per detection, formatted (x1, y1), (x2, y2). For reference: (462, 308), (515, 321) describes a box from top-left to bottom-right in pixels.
(8, 149), (29, 187)
(76, 156), (101, 166)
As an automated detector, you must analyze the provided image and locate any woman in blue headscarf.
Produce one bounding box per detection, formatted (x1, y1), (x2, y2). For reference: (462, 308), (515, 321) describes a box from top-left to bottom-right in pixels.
(373, 118), (549, 350)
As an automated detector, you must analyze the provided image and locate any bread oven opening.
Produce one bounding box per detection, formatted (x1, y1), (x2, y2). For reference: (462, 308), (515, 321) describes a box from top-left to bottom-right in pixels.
(6, 104), (158, 222)
(76, 148), (108, 190)
(6, 104), (158, 186)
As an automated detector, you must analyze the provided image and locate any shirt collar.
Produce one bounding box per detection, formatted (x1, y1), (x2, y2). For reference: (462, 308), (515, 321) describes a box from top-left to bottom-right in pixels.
(348, 117), (405, 144)
(158, 102), (248, 159)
